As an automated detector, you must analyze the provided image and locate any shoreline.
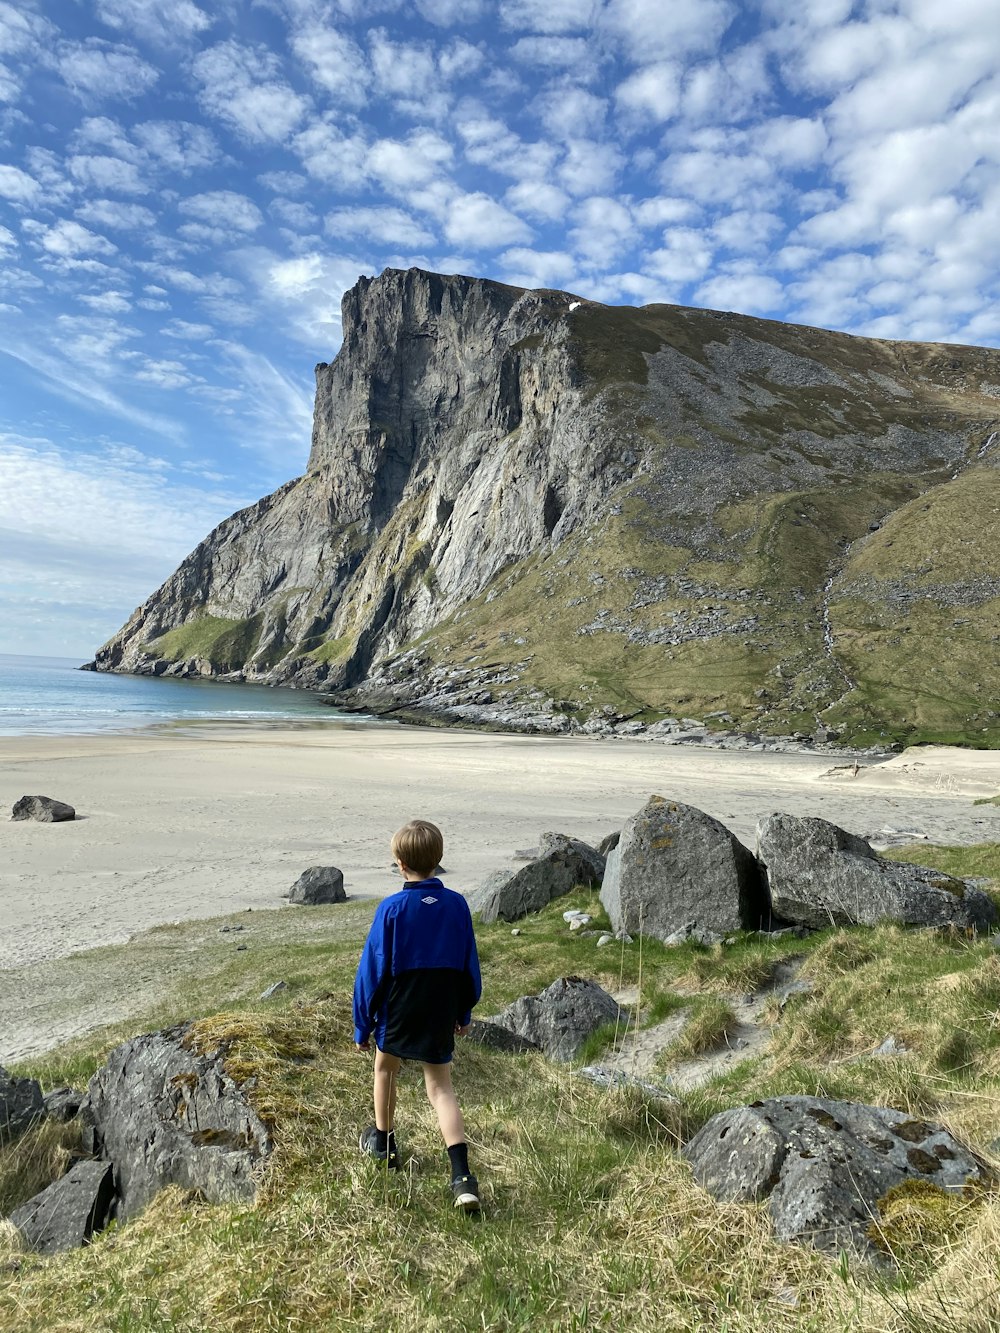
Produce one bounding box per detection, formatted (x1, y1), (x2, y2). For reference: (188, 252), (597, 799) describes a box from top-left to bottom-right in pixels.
(2, 724), (998, 1061)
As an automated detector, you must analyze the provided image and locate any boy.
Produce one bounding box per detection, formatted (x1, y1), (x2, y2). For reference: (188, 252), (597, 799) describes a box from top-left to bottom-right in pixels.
(353, 818), (483, 1211)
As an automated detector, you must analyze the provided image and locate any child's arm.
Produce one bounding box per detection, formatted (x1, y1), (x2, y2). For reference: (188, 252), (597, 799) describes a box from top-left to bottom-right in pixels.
(353, 903), (392, 1048)
(456, 903), (483, 1030)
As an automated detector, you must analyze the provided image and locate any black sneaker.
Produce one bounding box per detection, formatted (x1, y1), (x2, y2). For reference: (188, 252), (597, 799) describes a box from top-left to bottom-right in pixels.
(358, 1124), (400, 1169)
(451, 1173), (481, 1212)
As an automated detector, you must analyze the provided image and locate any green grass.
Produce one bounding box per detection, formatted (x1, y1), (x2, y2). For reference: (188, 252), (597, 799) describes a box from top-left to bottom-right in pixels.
(5, 859), (1000, 1331)
(145, 613), (264, 672)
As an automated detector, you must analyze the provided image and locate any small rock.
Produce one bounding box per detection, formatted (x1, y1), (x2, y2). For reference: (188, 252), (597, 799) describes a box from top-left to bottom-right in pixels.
(236, 944), (248, 951)
(577, 1065), (676, 1100)
(11, 795), (75, 823)
(563, 909), (587, 923)
(42, 1087), (85, 1123)
(569, 914), (592, 931)
(510, 928), (521, 936)
(597, 933), (614, 947)
(288, 866), (346, 906)
(218, 924), (245, 934)
(260, 981), (288, 1000)
(615, 932), (633, 943)
(10, 1161), (115, 1253)
(1, 1066), (45, 1144)
(873, 1035), (907, 1057)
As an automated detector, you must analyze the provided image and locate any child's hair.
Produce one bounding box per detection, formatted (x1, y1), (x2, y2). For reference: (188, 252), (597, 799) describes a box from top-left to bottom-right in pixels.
(391, 819), (444, 877)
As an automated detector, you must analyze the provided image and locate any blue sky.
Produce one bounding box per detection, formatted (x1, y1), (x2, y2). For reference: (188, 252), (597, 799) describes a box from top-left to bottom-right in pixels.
(1, 0), (998, 657)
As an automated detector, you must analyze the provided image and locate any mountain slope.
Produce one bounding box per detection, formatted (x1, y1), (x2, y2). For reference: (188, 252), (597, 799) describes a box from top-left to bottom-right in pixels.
(91, 267), (1000, 746)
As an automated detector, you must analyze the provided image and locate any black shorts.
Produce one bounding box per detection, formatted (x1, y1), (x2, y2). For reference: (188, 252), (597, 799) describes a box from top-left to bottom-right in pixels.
(378, 968), (470, 1064)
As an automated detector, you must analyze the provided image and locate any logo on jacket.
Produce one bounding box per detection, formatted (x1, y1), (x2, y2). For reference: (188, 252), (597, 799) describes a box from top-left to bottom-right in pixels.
(421, 895), (438, 904)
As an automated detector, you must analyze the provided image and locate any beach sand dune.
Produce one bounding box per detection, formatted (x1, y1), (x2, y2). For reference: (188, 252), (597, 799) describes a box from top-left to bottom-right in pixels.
(1, 726), (997, 1060)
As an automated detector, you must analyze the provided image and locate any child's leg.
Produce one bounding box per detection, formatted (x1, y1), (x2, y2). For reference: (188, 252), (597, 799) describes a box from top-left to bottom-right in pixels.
(373, 1048), (401, 1131)
(422, 1060), (465, 1147)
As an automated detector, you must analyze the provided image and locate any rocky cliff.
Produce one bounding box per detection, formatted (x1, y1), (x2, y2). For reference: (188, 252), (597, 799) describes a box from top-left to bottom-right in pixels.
(91, 267), (1000, 747)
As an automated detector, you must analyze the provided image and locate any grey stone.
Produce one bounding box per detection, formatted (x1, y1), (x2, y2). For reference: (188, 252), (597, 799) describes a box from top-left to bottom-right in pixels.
(11, 795), (75, 823)
(0, 1066), (45, 1144)
(872, 1035), (908, 1057)
(598, 831), (621, 857)
(259, 981), (288, 1000)
(600, 796), (768, 942)
(473, 834), (605, 924)
(42, 1087), (85, 1123)
(662, 923), (724, 947)
(757, 814), (997, 931)
(288, 865), (346, 906)
(82, 1022), (272, 1220)
(9, 1160), (116, 1254)
(577, 1065), (676, 1100)
(489, 976), (624, 1061)
(684, 1096), (992, 1257)
(597, 933), (614, 947)
(465, 1019), (540, 1054)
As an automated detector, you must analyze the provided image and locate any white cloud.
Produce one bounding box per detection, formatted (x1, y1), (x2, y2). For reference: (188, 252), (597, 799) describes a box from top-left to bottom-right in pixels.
(132, 120), (221, 173)
(162, 319), (214, 339)
(438, 39), (485, 80)
(326, 206), (435, 247)
(76, 199), (158, 230)
(557, 138), (623, 195)
(93, 0), (213, 44)
(536, 86), (606, 138)
(293, 116), (368, 186)
(290, 20), (368, 105)
(443, 192), (532, 249)
(754, 116), (828, 170)
(368, 130), (452, 191)
(56, 39), (160, 102)
(499, 0), (601, 32)
(499, 246), (575, 289)
(509, 36), (594, 74)
(712, 209), (782, 253)
(244, 248), (374, 349)
(615, 61), (681, 123)
(369, 28), (437, 99)
(79, 290), (131, 313)
(258, 170), (307, 195)
(0, 163), (40, 205)
(633, 195), (698, 228)
(192, 41), (310, 144)
(68, 153), (148, 194)
(179, 190), (264, 234)
(269, 198), (318, 231)
(69, 115), (140, 162)
(416, 0), (488, 24)
(34, 220), (117, 259)
(645, 227), (714, 283)
(505, 179), (571, 222)
(696, 267), (785, 314)
(604, 0), (736, 61)
(570, 194), (634, 266)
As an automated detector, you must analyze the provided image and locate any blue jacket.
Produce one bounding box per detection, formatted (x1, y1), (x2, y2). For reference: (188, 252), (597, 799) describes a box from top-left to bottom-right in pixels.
(353, 878), (482, 1047)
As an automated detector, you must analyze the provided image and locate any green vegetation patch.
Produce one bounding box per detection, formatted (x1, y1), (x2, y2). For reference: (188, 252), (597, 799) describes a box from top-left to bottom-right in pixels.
(145, 613), (264, 672)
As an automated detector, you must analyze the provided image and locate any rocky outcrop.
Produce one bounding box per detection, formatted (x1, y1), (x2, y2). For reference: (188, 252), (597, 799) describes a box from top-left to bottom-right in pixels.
(287, 866), (346, 905)
(473, 833), (605, 923)
(600, 796), (768, 940)
(757, 814), (997, 930)
(11, 795), (75, 822)
(684, 1096), (993, 1258)
(89, 267), (1000, 748)
(10, 1161), (115, 1254)
(489, 976), (623, 1061)
(82, 1024), (272, 1220)
(0, 1066), (44, 1143)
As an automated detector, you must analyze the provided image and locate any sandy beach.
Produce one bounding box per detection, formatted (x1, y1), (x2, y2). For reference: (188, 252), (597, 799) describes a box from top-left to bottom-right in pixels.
(2, 724), (998, 1062)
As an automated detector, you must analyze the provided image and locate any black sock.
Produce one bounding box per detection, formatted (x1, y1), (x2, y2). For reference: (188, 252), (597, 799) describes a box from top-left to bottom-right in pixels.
(375, 1127), (391, 1154)
(447, 1141), (470, 1179)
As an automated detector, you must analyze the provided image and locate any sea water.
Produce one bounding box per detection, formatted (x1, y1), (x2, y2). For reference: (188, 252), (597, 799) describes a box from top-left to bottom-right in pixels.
(0, 653), (363, 736)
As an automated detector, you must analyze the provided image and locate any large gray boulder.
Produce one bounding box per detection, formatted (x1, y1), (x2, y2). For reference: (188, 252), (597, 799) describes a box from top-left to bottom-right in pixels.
(288, 865), (346, 905)
(489, 976), (623, 1061)
(0, 1066), (45, 1144)
(82, 1023), (272, 1220)
(757, 814), (997, 930)
(9, 1160), (116, 1254)
(473, 833), (605, 924)
(600, 796), (768, 940)
(684, 1096), (993, 1257)
(11, 795), (75, 822)
(465, 1019), (541, 1054)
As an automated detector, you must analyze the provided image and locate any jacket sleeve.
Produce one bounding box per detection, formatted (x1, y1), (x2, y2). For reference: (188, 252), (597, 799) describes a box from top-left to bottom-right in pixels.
(458, 903), (482, 1028)
(353, 903), (392, 1044)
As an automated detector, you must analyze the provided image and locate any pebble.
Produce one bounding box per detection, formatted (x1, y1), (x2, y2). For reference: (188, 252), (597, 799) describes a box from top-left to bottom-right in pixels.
(260, 981), (288, 1000)
(597, 933), (614, 947)
(569, 914), (592, 931)
(510, 928), (521, 936)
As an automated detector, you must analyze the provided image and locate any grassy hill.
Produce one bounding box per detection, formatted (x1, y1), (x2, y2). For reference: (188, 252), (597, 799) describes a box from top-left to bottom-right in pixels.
(3, 842), (1000, 1331)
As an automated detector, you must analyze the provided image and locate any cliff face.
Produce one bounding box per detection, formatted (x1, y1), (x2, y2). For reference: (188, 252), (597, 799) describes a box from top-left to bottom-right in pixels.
(92, 267), (1000, 747)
